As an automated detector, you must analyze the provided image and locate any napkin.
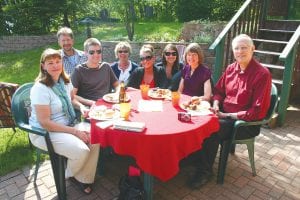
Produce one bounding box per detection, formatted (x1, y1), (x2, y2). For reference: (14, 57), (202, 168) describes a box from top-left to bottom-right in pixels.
(113, 121), (146, 132)
(137, 100), (163, 112)
(96, 121), (114, 129)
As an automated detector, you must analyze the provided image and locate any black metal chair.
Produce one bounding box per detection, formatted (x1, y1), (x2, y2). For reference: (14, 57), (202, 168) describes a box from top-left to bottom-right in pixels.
(11, 83), (66, 200)
(217, 83), (278, 184)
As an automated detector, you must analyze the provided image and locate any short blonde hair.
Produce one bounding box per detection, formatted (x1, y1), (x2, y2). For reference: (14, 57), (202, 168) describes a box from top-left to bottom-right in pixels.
(114, 41), (132, 59)
(83, 38), (101, 52)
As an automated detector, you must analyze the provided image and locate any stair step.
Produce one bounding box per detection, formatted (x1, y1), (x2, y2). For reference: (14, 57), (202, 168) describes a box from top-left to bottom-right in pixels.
(268, 19), (300, 23)
(272, 79), (283, 85)
(263, 20), (300, 31)
(254, 50), (281, 56)
(259, 29), (295, 34)
(262, 63), (285, 70)
(253, 39), (288, 44)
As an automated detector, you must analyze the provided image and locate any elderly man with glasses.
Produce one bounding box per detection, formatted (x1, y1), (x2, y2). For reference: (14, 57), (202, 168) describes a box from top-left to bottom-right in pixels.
(187, 34), (272, 189)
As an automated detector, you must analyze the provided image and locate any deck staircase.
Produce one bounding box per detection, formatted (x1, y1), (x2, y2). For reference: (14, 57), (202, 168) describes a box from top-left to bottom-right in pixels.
(209, 0), (300, 126)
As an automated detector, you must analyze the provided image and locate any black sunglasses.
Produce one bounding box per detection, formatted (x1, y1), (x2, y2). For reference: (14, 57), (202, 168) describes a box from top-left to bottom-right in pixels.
(140, 55), (153, 61)
(165, 52), (177, 56)
(118, 50), (129, 54)
(88, 49), (102, 55)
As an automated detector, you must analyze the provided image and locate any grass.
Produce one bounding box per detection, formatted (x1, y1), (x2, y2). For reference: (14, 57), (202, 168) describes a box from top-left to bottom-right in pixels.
(0, 21), (183, 176)
(0, 22), (182, 84)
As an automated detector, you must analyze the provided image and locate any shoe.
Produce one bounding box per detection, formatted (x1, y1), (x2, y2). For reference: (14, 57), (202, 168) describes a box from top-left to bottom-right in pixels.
(187, 171), (212, 189)
(69, 177), (93, 195)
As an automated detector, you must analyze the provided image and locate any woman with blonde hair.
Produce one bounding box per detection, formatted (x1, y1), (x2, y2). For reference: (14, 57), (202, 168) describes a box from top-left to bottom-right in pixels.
(127, 44), (167, 89)
(111, 41), (138, 84)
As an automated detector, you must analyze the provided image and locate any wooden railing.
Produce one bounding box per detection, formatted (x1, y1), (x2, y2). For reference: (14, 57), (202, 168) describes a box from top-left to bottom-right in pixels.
(208, 0), (300, 126)
(277, 25), (300, 125)
(209, 0), (265, 83)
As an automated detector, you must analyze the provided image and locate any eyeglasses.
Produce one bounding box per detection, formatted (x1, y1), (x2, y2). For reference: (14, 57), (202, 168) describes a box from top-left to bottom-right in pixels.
(118, 50), (129, 54)
(88, 49), (102, 55)
(165, 52), (177, 56)
(140, 55), (153, 61)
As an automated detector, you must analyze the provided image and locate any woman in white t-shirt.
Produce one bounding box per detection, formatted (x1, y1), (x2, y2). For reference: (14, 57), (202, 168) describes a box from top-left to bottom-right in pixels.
(29, 48), (99, 195)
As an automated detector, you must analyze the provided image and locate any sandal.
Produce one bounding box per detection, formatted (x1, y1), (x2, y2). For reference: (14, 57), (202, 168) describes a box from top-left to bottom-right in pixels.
(69, 177), (93, 195)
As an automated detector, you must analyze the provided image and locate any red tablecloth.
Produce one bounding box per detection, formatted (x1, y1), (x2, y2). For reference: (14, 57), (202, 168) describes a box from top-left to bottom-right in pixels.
(91, 89), (220, 181)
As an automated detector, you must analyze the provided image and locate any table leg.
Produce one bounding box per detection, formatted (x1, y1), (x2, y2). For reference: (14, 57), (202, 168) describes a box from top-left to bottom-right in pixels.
(143, 173), (153, 200)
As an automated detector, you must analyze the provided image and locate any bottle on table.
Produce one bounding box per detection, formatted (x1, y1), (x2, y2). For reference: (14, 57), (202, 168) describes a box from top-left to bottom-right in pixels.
(119, 81), (126, 103)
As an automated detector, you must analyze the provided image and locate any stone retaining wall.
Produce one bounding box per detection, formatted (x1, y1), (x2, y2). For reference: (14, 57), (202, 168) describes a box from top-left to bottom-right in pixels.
(0, 36), (216, 69)
(0, 35), (57, 53)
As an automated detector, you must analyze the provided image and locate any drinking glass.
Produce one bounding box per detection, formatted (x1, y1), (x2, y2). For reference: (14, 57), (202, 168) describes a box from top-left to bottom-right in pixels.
(171, 92), (180, 107)
(140, 84), (150, 99)
(120, 102), (131, 120)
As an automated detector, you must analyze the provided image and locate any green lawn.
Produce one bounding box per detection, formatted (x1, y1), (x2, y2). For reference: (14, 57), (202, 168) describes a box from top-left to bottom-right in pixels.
(0, 22), (183, 176)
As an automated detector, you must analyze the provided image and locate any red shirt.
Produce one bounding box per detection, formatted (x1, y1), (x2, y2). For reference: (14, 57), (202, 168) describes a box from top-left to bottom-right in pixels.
(141, 79), (155, 88)
(213, 58), (272, 121)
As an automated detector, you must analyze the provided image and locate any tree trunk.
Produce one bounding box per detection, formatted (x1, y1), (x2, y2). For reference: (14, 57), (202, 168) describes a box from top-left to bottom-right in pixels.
(125, 0), (135, 41)
(63, 12), (71, 27)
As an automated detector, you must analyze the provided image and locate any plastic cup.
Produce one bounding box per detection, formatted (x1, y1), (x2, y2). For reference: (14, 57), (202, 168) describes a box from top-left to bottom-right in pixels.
(120, 103), (131, 120)
(171, 92), (180, 107)
(140, 84), (150, 99)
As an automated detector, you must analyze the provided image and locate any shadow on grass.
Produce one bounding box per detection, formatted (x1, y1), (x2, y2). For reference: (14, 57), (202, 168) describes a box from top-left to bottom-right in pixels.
(0, 128), (47, 176)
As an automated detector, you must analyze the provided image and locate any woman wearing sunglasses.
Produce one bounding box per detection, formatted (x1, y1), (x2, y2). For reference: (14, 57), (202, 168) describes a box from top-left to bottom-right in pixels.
(111, 41), (139, 84)
(71, 38), (119, 108)
(127, 44), (167, 89)
(156, 44), (184, 91)
(178, 43), (212, 101)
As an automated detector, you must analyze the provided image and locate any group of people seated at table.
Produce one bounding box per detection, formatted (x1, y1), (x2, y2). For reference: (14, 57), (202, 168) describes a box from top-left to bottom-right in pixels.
(27, 25), (272, 195)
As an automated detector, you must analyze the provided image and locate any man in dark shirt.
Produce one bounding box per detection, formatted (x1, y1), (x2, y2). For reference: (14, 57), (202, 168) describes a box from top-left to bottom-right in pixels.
(187, 34), (272, 189)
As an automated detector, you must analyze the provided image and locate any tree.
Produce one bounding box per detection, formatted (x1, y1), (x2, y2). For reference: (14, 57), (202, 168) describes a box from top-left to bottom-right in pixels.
(0, 0), (102, 35)
(176, 0), (212, 22)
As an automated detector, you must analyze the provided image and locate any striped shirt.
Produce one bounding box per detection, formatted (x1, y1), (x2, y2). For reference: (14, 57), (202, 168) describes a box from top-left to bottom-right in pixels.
(61, 48), (87, 75)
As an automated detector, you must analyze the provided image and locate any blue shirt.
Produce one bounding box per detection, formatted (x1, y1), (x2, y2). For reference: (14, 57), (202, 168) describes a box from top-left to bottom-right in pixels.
(61, 48), (87, 75)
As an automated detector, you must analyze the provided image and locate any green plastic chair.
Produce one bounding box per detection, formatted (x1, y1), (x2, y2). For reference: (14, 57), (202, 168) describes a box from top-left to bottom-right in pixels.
(217, 83), (278, 184)
(11, 83), (67, 200)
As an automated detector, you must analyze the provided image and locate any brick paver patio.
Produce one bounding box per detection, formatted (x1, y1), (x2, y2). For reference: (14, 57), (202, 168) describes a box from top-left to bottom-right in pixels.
(1, 108), (299, 200)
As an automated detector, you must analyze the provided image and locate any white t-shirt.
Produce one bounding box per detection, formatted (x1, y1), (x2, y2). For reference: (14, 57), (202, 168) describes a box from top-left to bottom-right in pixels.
(29, 82), (73, 129)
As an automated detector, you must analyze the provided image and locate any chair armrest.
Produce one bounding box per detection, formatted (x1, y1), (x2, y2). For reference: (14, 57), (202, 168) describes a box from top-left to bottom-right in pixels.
(234, 119), (269, 128)
(231, 119), (269, 141)
(17, 123), (47, 136)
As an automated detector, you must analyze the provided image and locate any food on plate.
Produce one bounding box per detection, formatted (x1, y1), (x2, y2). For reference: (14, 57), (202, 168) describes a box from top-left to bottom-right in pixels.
(89, 105), (119, 120)
(148, 88), (171, 99)
(104, 109), (115, 118)
(181, 97), (211, 111)
(103, 93), (130, 103)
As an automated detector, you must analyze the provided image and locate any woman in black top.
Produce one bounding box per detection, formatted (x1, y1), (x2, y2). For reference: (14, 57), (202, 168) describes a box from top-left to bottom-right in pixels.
(155, 44), (184, 91)
(127, 44), (167, 89)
